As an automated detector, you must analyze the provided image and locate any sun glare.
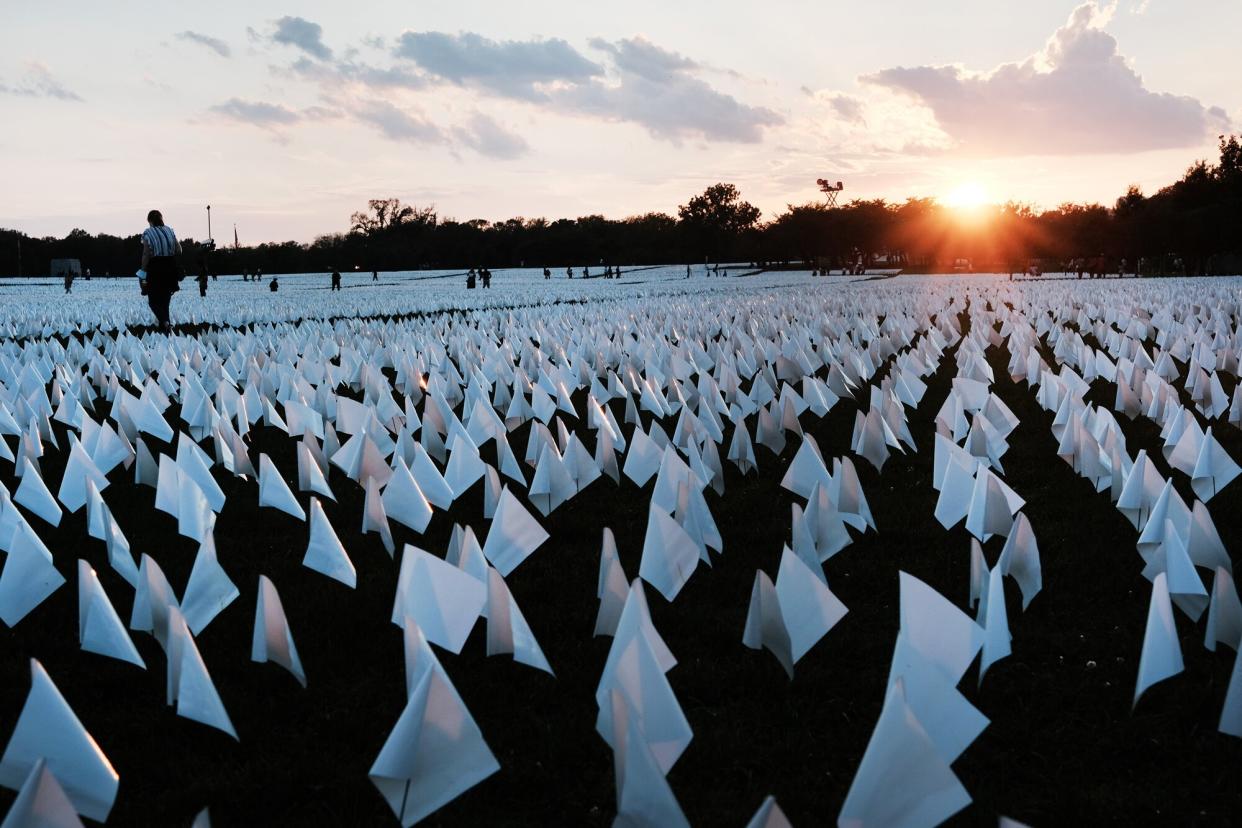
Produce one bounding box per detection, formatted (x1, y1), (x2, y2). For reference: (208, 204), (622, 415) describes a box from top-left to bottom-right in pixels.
(944, 181), (990, 210)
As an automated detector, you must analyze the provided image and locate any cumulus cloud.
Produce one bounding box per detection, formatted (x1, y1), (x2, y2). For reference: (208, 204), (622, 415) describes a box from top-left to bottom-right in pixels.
(451, 113), (529, 159)
(265, 28), (777, 150)
(271, 16), (332, 61)
(554, 37), (782, 143)
(210, 98), (302, 126)
(825, 94), (865, 125)
(392, 31), (603, 100)
(284, 56), (426, 91)
(349, 99), (444, 144)
(863, 1), (1230, 155)
(0, 63), (82, 101)
(587, 36), (697, 81)
(390, 32), (781, 143)
(177, 30), (231, 57)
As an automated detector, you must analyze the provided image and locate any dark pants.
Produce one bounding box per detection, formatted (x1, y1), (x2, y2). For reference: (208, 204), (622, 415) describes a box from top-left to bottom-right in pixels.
(146, 255), (179, 328)
(148, 289), (172, 328)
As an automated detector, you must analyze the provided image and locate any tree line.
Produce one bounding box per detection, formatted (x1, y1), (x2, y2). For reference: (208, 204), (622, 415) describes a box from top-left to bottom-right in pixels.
(2, 135), (1239, 278)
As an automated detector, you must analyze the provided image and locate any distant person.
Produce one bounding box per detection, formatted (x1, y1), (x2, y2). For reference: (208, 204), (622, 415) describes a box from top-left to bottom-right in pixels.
(269, 276), (279, 292)
(372, 269), (378, 282)
(543, 267), (550, 279)
(466, 271), (476, 289)
(85, 268), (91, 280)
(256, 268), (263, 283)
(566, 266), (573, 279)
(138, 209), (183, 332)
(481, 268), (491, 289)
(197, 269), (208, 297)
(686, 264), (691, 278)
(331, 269), (342, 291)
(63, 271), (73, 294)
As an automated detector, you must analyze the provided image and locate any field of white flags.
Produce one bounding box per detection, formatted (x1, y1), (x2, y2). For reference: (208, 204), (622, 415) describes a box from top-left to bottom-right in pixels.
(0, 269), (1240, 827)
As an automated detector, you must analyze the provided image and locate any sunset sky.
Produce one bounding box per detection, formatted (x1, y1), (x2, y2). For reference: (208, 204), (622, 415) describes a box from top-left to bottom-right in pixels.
(1, 0), (1236, 242)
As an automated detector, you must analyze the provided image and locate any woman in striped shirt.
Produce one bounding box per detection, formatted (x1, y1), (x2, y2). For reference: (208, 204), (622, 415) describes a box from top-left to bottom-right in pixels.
(139, 209), (183, 332)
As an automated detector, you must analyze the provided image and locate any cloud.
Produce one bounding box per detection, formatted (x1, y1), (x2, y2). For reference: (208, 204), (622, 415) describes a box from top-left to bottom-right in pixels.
(272, 48), (525, 156)
(863, 1), (1230, 155)
(271, 16), (332, 61)
(0, 63), (82, 101)
(553, 37), (781, 144)
(587, 36), (697, 81)
(451, 113), (529, 159)
(825, 94), (865, 124)
(351, 100), (528, 159)
(393, 31), (603, 100)
(270, 30), (776, 149)
(349, 99), (444, 144)
(285, 56), (426, 91)
(176, 31), (231, 58)
(209, 98), (303, 126)
(206, 98), (340, 142)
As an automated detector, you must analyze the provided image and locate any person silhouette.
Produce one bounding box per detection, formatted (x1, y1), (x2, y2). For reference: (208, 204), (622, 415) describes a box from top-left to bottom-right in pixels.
(138, 209), (183, 332)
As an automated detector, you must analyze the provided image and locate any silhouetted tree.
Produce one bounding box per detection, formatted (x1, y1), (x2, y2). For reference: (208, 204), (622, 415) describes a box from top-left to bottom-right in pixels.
(678, 183), (761, 260)
(3, 137), (1240, 277)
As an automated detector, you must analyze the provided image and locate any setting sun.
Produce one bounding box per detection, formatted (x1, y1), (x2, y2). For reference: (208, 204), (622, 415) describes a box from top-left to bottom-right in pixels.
(944, 181), (990, 210)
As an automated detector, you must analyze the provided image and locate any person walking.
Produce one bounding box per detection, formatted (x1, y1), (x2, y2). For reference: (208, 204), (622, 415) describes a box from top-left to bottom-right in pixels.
(197, 268), (208, 298)
(138, 209), (182, 332)
(372, 270), (378, 282)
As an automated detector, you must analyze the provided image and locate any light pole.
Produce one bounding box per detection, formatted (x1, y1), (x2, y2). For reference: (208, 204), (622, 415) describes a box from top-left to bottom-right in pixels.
(206, 204), (212, 244)
(816, 179), (844, 208)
